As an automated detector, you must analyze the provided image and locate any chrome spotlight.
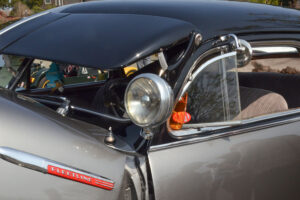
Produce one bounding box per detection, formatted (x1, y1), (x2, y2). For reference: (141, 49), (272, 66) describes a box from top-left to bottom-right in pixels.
(124, 73), (174, 128)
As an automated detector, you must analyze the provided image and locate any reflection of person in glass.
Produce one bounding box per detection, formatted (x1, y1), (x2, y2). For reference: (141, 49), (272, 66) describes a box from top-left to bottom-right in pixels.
(3, 55), (17, 77)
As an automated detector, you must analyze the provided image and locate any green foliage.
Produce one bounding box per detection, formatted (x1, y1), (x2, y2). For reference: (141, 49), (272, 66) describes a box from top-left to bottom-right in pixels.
(247, 0), (294, 6)
(32, 5), (44, 13)
(248, 0), (279, 6)
(11, 0), (43, 9)
(0, 0), (11, 8)
(24, 0), (43, 9)
(45, 4), (56, 10)
(32, 3), (56, 14)
(8, 0), (56, 15)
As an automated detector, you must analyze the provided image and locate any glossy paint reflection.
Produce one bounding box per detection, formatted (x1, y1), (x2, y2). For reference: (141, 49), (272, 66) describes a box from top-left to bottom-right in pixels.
(149, 121), (300, 200)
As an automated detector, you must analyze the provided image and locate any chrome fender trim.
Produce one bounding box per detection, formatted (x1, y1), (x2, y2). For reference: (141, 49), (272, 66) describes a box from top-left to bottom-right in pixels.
(0, 147), (114, 190)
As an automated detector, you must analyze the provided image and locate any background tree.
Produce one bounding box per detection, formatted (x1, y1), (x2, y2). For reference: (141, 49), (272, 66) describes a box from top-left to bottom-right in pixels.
(11, 0), (43, 9)
(0, 0), (11, 8)
(247, 0), (295, 7)
(22, 0), (43, 9)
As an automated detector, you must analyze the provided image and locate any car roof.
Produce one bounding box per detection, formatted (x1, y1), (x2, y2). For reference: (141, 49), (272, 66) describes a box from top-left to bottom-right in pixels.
(57, 0), (300, 37)
(1, 0), (300, 69)
(59, 0), (300, 32)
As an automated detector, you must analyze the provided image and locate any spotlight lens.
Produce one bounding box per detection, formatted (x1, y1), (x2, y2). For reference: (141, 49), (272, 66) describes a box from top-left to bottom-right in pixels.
(124, 74), (173, 127)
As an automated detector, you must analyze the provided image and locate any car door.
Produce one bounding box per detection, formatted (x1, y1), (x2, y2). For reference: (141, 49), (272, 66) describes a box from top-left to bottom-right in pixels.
(148, 45), (300, 200)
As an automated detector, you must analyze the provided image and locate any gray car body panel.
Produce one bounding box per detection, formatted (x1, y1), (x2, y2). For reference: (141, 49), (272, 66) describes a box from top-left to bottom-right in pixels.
(0, 89), (129, 199)
(148, 120), (300, 200)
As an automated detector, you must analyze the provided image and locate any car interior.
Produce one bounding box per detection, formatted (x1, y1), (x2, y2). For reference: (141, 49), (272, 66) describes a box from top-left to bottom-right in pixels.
(1, 42), (300, 133)
(238, 58), (300, 119)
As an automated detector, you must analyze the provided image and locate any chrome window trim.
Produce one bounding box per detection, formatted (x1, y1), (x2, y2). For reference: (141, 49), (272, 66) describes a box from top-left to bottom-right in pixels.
(172, 109), (300, 137)
(167, 39), (300, 139)
(182, 120), (241, 129)
(250, 40), (300, 48)
(253, 46), (298, 54)
(151, 112), (300, 152)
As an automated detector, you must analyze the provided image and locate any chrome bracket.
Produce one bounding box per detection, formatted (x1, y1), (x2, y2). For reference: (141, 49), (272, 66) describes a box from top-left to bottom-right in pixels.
(214, 34), (245, 51)
(213, 34), (252, 67)
(158, 51), (168, 76)
(56, 97), (70, 117)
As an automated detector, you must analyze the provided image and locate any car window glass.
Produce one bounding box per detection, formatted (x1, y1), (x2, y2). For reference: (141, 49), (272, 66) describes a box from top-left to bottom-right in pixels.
(171, 49), (300, 134)
(236, 56), (300, 119)
(238, 57), (300, 74)
(170, 53), (241, 130)
(186, 53), (241, 124)
(30, 60), (109, 89)
(0, 54), (25, 89)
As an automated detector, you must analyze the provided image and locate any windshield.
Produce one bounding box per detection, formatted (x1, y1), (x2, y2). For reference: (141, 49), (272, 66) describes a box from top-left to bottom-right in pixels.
(0, 54), (25, 89)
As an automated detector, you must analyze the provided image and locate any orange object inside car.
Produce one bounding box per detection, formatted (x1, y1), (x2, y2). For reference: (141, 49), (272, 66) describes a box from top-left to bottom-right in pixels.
(170, 93), (191, 130)
(30, 77), (35, 84)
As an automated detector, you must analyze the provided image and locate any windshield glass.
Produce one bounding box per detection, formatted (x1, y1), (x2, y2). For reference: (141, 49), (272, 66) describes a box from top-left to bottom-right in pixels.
(0, 54), (25, 89)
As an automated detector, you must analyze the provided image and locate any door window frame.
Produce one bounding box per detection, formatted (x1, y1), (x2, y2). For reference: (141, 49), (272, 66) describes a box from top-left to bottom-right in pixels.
(168, 40), (300, 138)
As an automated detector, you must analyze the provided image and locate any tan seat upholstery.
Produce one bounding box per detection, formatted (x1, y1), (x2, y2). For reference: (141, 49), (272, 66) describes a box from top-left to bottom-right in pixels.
(239, 86), (288, 119)
(239, 72), (300, 108)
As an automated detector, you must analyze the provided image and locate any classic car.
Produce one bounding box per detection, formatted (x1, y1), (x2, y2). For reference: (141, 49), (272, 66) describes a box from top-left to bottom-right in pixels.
(0, 1), (299, 199)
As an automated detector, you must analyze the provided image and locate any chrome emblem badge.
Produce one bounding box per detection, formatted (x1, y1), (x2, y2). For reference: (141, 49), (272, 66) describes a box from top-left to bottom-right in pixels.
(0, 147), (114, 190)
(48, 165), (114, 190)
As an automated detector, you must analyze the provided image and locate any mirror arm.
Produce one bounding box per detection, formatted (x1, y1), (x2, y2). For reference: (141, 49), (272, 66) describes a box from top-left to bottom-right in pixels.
(25, 94), (131, 123)
(70, 105), (131, 123)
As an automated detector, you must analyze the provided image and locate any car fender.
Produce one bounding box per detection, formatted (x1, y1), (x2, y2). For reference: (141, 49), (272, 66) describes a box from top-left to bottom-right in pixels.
(0, 89), (142, 199)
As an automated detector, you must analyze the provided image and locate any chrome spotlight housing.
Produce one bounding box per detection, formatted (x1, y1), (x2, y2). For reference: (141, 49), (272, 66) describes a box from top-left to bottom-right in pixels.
(124, 73), (174, 128)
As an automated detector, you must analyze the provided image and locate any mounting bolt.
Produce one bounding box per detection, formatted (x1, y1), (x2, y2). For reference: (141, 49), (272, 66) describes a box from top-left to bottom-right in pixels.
(140, 128), (153, 140)
(105, 127), (115, 144)
(195, 33), (203, 46)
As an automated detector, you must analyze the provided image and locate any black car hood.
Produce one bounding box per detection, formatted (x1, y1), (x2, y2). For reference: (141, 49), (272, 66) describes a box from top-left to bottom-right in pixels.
(0, 12), (196, 69)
